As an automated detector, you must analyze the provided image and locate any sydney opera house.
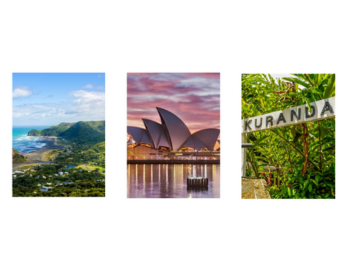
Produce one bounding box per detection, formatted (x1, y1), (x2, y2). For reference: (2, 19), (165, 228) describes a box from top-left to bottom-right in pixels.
(127, 107), (220, 161)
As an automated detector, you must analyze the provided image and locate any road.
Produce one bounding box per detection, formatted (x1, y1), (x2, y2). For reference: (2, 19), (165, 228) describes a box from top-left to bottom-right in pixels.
(84, 164), (91, 171)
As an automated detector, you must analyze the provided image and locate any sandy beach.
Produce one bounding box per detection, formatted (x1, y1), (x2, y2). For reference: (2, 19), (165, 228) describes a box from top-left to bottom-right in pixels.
(13, 136), (67, 168)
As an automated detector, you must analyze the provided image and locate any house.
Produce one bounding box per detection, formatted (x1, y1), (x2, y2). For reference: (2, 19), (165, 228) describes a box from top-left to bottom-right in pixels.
(48, 175), (52, 178)
(46, 183), (52, 185)
(64, 172), (68, 174)
(59, 172), (63, 176)
(60, 181), (73, 185)
(31, 169), (35, 172)
(13, 175), (16, 179)
(54, 174), (58, 177)
(81, 152), (84, 154)
(73, 171), (77, 173)
(39, 186), (52, 192)
(29, 174), (32, 177)
(42, 176), (46, 179)
(38, 184), (41, 186)
(21, 175), (24, 177)
(36, 175), (40, 178)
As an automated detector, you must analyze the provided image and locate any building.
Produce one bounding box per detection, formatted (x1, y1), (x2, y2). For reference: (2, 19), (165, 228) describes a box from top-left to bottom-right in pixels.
(127, 107), (220, 160)
(60, 181), (73, 185)
(40, 186), (52, 192)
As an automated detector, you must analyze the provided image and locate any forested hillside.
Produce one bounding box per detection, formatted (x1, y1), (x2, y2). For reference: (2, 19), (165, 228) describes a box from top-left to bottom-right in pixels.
(12, 149), (28, 163)
(27, 121), (105, 145)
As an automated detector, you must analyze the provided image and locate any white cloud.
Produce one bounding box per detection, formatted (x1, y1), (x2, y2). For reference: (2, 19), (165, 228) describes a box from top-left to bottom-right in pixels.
(13, 88), (32, 98)
(68, 90), (105, 119)
(82, 84), (93, 89)
(82, 84), (105, 90)
(13, 90), (105, 125)
(175, 77), (220, 96)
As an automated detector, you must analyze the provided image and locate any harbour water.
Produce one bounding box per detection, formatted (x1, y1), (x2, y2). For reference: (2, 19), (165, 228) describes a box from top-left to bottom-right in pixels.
(127, 163), (220, 198)
(66, 165), (78, 169)
(12, 126), (49, 153)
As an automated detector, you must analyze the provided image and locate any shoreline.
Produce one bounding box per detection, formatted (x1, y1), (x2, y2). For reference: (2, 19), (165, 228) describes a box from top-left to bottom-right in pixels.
(13, 136), (67, 168)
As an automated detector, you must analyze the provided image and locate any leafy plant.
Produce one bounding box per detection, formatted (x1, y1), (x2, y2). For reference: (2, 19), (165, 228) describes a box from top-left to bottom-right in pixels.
(242, 74), (335, 199)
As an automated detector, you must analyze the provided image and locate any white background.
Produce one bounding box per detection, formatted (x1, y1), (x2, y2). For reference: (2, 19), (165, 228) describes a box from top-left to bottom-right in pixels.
(1, 1), (349, 272)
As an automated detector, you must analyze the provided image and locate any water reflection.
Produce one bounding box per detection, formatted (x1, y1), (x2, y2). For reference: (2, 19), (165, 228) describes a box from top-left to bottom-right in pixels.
(127, 164), (220, 198)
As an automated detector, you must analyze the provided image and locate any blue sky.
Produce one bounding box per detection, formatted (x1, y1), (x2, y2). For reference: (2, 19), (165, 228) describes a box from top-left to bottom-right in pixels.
(13, 73), (105, 126)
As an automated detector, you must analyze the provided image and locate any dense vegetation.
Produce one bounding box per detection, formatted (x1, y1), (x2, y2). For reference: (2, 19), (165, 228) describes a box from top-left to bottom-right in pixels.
(28, 121), (105, 145)
(13, 164), (105, 197)
(60, 121), (105, 144)
(12, 149), (28, 162)
(55, 141), (105, 171)
(242, 74), (335, 199)
(15, 120), (106, 197)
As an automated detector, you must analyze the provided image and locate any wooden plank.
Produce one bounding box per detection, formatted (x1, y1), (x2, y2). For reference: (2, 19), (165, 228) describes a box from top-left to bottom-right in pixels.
(241, 97), (335, 133)
(241, 133), (247, 177)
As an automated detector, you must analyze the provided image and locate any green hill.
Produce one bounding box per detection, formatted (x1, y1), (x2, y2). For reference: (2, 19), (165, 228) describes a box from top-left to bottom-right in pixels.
(28, 122), (75, 136)
(59, 121), (105, 144)
(12, 149), (28, 163)
(28, 121), (105, 145)
(88, 141), (105, 154)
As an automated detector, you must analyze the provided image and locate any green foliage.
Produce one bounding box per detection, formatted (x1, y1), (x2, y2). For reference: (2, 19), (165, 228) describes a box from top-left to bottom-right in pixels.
(12, 149), (28, 162)
(12, 164), (105, 197)
(28, 129), (41, 136)
(242, 74), (335, 199)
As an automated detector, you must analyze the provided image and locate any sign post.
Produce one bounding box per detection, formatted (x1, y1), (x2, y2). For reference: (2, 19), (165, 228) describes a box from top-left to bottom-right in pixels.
(241, 97), (335, 176)
(241, 133), (247, 177)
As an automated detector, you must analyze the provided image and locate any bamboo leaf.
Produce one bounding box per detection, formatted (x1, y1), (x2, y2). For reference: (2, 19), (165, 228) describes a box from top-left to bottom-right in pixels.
(323, 74), (335, 98)
(308, 184), (313, 192)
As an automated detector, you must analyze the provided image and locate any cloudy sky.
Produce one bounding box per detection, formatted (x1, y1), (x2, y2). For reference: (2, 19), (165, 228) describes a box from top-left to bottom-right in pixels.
(13, 73), (105, 126)
(127, 73), (220, 133)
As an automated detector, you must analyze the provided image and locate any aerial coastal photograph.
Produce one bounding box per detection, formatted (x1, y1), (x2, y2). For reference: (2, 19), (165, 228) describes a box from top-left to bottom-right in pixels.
(127, 73), (220, 198)
(12, 73), (105, 197)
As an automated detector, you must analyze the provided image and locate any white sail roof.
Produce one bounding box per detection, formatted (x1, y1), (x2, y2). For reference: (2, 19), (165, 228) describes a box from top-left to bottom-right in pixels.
(192, 129), (220, 151)
(181, 135), (207, 150)
(156, 107), (191, 151)
(127, 126), (151, 146)
(142, 119), (170, 149)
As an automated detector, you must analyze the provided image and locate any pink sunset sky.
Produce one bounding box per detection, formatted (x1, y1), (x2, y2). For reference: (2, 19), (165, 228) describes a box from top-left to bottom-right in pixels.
(127, 73), (220, 134)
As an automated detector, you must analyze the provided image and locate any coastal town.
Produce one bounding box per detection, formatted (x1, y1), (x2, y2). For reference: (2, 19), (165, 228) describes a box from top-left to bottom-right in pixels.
(13, 138), (105, 197)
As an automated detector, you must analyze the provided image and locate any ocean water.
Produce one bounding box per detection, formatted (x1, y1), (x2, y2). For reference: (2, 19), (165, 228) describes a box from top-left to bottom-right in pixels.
(127, 164), (220, 198)
(13, 126), (50, 154)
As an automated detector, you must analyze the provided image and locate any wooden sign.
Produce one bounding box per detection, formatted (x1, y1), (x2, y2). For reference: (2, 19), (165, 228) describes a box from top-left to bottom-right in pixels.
(241, 97), (335, 133)
(241, 97), (335, 176)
